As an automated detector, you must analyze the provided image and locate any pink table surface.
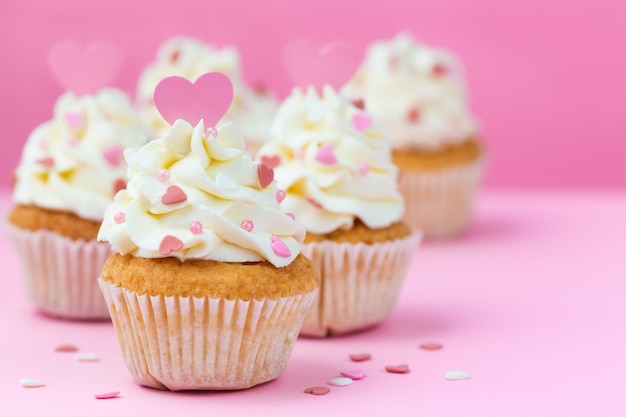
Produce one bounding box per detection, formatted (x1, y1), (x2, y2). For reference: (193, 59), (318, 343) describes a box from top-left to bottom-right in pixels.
(0, 189), (624, 416)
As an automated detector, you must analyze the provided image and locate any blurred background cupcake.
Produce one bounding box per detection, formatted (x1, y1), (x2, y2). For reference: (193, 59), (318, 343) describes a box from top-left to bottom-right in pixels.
(342, 32), (486, 238)
(135, 36), (278, 154)
(257, 85), (421, 337)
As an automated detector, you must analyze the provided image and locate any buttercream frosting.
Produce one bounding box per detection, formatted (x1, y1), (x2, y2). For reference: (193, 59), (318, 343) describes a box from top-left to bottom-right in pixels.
(13, 89), (146, 221)
(256, 86), (404, 235)
(341, 32), (478, 151)
(98, 119), (305, 267)
(136, 37), (277, 151)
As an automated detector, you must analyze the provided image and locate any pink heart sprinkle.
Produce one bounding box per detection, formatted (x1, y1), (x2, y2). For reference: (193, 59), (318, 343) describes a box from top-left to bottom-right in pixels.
(161, 185), (187, 205)
(276, 189), (286, 203)
(103, 145), (122, 166)
(64, 112), (83, 130)
(357, 162), (369, 175)
(159, 235), (183, 255)
(189, 221), (203, 234)
(352, 113), (372, 132)
(340, 370), (366, 380)
(55, 344), (79, 353)
(113, 178), (126, 193)
(315, 143), (337, 165)
(407, 108), (420, 123)
(432, 63), (448, 76)
(257, 163), (274, 188)
(113, 212), (125, 224)
(305, 196), (323, 209)
(419, 342), (443, 351)
(36, 157), (54, 168)
(304, 386), (330, 396)
(349, 353), (371, 362)
(352, 99), (365, 110)
(153, 72), (234, 127)
(285, 212), (295, 220)
(260, 154), (281, 169)
(385, 364), (410, 374)
(271, 236), (291, 257)
(94, 390), (120, 400)
(240, 220), (254, 232)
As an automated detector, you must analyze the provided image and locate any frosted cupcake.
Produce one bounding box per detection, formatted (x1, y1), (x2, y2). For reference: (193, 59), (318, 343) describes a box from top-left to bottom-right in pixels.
(136, 36), (277, 154)
(98, 73), (319, 390)
(342, 32), (485, 238)
(5, 89), (145, 319)
(257, 85), (421, 337)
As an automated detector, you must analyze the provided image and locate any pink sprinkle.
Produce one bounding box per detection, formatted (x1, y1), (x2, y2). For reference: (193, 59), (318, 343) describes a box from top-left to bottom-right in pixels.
(64, 112), (83, 130)
(349, 353), (371, 362)
(207, 127), (218, 137)
(260, 155), (281, 169)
(113, 179), (126, 193)
(36, 157), (54, 168)
(293, 147), (305, 159)
(352, 99), (365, 110)
(352, 113), (372, 132)
(285, 212), (295, 220)
(407, 108), (420, 123)
(158, 169), (171, 182)
(241, 220), (254, 232)
(55, 344), (78, 352)
(161, 185), (187, 205)
(432, 63), (448, 76)
(113, 212), (126, 224)
(385, 364), (410, 374)
(276, 189), (286, 203)
(357, 162), (369, 175)
(304, 386), (330, 396)
(315, 143), (337, 165)
(103, 145), (122, 166)
(340, 370), (366, 380)
(244, 141), (248, 152)
(257, 163), (274, 188)
(306, 197), (323, 209)
(419, 342), (443, 351)
(271, 236), (291, 257)
(159, 235), (183, 255)
(94, 390), (120, 400)
(189, 221), (203, 234)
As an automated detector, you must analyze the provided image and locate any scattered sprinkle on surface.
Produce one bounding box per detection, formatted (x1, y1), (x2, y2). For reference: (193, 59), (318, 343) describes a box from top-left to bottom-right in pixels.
(339, 370), (366, 380)
(444, 370), (471, 380)
(304, 386), (330, 396)
(19, 378), (45, 388)
(419, 342), (443, 351)
(349, 353), (372, 362)
(75, 352), (99, 362)
(94, 390), (120, 399)
(327, 377), (353, 387)
(55, 343), (79, 352)
(385, 364), (410, 374)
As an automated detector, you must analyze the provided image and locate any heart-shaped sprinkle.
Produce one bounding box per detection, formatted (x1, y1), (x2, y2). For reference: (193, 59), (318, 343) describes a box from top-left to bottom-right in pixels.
(407, 107), (420, 123)
(55, 344), (78, 352)
(64, 112), (83, 130)
(36, 157), (54, 168)
(75, 352), (99, 362)
(257, 163), (274, 188)
(306, 197), (323, 209)
(113, 212), (125, 224)
(241, 220), (254, 232)
(260, 154), (281, 169)
(357, 162), (369, 176)
(113, 179), (126, 193)
(103, 145), (122, 166)
(158, 169), (170, 182)
(19, 378), (45, 388)
(276, 189), (286, 203)
(315, 143), (337, 165)
(189, 221), (203, 234)
(153, 72), (234, 127)
(352, 113), (372, 132)
(385, 364), (410, 374)
(161, 185), (187, 205)
(349, 353), (371, 362)
(94, 390), (120, 400)
(285, 212), (295, 220)
(419, 342), (443, 351)
(432, 63), (448, 76)
(340, 370), (366, 380)
(159, 235), (183, 255)
(304, 386), (330, 396)
(271, 236), (291, 257)
(283, 41), (360, 91)
(444, 370), (471, 380)
(351, 99), (365, 110)
(293, 147), (305, 159)
(327, 377), (353, 387)
(48, 41), (122, 95)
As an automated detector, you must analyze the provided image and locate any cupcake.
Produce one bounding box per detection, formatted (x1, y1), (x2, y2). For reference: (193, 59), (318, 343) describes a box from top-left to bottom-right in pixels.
(97, 72), (319, 390)
(136, 36), (277, 154)
(256, 85), (421, 337)
(4, 88), (145, 319)
(341, 32), (485, 238)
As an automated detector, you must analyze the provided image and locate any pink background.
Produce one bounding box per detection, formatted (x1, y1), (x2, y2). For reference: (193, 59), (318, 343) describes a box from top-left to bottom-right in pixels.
(1, 0), (625, 189)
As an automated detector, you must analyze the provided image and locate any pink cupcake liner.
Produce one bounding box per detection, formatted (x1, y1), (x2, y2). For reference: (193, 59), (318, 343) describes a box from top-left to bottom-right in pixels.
(3, 221), (111, 320)
(299, 230), (421, 337)
(398, 156), (485, 238)
(99, 279), (318, 391)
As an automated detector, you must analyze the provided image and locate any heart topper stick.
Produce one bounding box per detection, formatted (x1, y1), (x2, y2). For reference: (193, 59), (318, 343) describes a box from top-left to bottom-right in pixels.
(48, 40), (122, 95)
(153, 72), (234, 131)
(283, 41), (361, 91)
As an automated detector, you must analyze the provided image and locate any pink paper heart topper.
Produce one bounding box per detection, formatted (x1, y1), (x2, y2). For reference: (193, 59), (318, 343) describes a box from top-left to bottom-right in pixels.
(153, 72), (234, 128)
(48, 41), (122, 95)
(283, 41), (360, 91)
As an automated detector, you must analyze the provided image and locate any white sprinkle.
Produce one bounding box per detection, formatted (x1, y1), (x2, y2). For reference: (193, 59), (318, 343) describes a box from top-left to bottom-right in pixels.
(327, 377), (353, 387)
(444, 370), (471, 380)
(19, 378), (45, 388)
(75, 352), (99, 362)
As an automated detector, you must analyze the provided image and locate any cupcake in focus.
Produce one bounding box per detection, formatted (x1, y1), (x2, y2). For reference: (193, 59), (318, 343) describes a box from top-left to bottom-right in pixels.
(257, 85), (421, 337)
(342, 32), (485, 238)
(136, 36), (277, 154)
(98, 72), (319, 390)
(5, 88), (145, 319)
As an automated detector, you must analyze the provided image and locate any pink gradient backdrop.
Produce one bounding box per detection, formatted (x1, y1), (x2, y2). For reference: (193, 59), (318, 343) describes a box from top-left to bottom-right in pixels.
(1, 0), (625, 189)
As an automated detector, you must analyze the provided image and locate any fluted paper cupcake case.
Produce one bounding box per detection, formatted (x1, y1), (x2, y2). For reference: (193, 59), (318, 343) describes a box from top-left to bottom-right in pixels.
(398, 156), (485, 238)
(3, 221), (112, 320)
(299, 230), (422, 337)
(99, 279), (318, 391)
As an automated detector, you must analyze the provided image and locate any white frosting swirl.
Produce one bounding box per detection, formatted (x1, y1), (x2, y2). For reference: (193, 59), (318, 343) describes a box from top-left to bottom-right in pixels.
(136, 37), (277, 152)
(341, 32), (478, 151)
(98, 119), (305, 267)
(256, 86), (404, 235)
(13, 89), (146, 221)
